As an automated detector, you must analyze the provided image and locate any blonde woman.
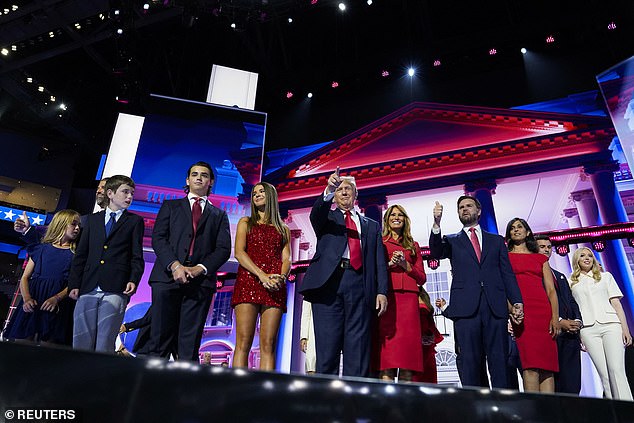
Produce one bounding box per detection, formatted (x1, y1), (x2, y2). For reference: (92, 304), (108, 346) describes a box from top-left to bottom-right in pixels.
(232, 182), (291, 370)
(570, 247), (633, 400)
(6, 210), (81, 345)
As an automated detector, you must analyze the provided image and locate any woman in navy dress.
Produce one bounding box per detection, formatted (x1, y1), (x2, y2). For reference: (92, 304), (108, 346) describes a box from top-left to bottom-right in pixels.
(231, 182), (291, 370)
(7, 210), (81, 345)
(505, 217), (560, 393)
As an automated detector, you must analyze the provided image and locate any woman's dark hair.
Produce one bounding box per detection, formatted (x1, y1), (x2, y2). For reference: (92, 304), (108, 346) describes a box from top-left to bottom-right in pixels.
(504, 217), (538, 253)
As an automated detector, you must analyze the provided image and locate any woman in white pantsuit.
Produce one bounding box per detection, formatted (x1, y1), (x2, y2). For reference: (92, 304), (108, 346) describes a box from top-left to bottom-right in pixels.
(300, 300), (316, 374)
(569, 247), (633, 401)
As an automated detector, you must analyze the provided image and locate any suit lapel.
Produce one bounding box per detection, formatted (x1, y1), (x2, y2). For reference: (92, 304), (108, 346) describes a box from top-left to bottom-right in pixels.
(480, 230), (490, 263)
(181, 197), (193, 229)
(359, 215), (369, 250)
(458, 230), (479, 263)
(196, 200), (213, 233)
(107, 210), (128, 239)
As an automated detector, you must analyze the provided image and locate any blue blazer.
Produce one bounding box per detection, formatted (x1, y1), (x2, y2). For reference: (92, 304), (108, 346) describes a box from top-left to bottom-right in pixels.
(429, 229), (522, 319)
(149, 198), (231, 289)
(299, 195), (388, 306)
(68, 210), (145, 295)
(552, 268), (581, 321)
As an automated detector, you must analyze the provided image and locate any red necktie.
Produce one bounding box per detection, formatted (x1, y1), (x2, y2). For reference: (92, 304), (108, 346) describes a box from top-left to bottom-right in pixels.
(469, 227), (481, 262)
(345, 210), (362, 270)
(189, 197), (202, 257)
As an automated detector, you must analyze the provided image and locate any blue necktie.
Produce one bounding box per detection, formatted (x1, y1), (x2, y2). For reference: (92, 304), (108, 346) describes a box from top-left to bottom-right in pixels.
(105, 212), (117, 237)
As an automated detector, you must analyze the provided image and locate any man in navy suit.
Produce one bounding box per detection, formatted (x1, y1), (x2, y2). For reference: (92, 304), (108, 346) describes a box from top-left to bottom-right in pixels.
(148, 161), (231, 361)
(68, 175), (145, 352)
(535, 235), (582, 394)
(429, 196), (523, 388)
(299, 168), (388, 377)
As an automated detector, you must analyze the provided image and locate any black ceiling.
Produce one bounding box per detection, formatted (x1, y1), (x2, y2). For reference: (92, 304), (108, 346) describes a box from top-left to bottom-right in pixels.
(1, 0), (633, 185)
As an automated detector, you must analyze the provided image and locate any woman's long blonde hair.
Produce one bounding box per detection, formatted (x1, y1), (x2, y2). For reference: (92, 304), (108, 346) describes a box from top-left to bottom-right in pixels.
(382, 204), (416, 256)
(41, 209), (81, 253)
(247, 182), (288, 246)
(570, 247), (602, 286)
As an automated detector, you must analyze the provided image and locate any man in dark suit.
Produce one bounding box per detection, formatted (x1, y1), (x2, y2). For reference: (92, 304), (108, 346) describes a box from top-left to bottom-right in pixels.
(299, 168), (388, 377)
(68, 175), (145, 352)
(147, 161), (231, 362)
(535, 235), (582, 394)
(429, 196), (523, 388)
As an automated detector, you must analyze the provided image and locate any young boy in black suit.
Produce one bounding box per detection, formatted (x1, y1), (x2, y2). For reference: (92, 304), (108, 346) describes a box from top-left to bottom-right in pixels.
(68, 175), (145, 353)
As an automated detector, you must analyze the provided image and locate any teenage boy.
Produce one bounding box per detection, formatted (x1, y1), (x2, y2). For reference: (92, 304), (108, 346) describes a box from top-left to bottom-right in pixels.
(68, 175), (145, 353)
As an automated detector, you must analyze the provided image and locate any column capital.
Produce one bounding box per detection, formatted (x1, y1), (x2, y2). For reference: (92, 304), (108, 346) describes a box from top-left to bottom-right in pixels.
(583, 159), (620, 175)
(464, 180), (497, 195)
(562, 208), (579, 219)
(570, 189), (595, 202)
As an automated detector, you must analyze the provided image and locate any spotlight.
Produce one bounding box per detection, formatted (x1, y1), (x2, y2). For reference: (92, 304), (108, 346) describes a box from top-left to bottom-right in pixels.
(49, 31), (55, 38)
(367, 0), (372, 4)
(75, 23), (81, 29)
(26, 77), (33, 83)
(0, 48), (8, 56)
(546, 35), (555, 43)
(99, 13), (105, 20)
(331, 81), (339, 88)
(628, 238), (634, 248)
(143, 3), (150, 10)
(230, 22), (236, 29)
(286, 91), (293, 99)
(407, 68), (415, 77)
(311, 0), (318, 4)
(520, 47), (527, 54)
(288, 17), (293, 23)
(116, 28), (123, 35)
(433, 60), (441, 67)
(338, 2), (346, 11)
(59, 104), (67, 111)
(608, 21), (616, 30)
(50, 96), (56, 102)
(489, 48), (497, 55)
(38, 86), (44, 92)
(11, 5), (18, 11)
(427, 259), (440, 270)
(11, 45), (16, 51)
(554, 244), (570, 256)
(591, 240), (606, 253)
(114, 9), (120, 15)
(381, 70), (389, 77)
(307, 92), (313, 98)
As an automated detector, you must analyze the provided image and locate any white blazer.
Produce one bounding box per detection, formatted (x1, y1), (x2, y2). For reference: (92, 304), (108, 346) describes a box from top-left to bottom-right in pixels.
(569, 271), (623, 327)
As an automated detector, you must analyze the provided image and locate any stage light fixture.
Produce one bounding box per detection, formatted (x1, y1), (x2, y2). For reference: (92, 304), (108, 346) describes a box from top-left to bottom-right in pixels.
(286, 91), (293, 99)
(433, 60), (441, 67)
(26, 77), (32, 83)
(338, 2), (346, 11)
(49, 31), (55, 38)
(0, 48), (8, 56)
(307, 92), (313, 98)
(331, 81), (339, 88)
(59, 104), (67, 111)
(546, 35), (555, 43)
(407, 68), (415, 77)
(11, 45), (16, 51)
(367, 0), (373, 4)
(114, 9), (120, 15)
(591, 240), (606, 252)
(288, 17), (293, 23)
(3, 9), (8, 14)
(116, 28), (124, 34)
(38, 86), (44, 92)
(11, 5), (18, 11)
(50, 96), (56, 102)
(608, 22), (616, 30)
(381, 70), (389, 77)
(555, 244), (570, 256)
(520, 47), (527, 54)
(231, 22), (236, 29)
(427, 259), (440, 270)
(489, 48), (497, 55)
(99, 13), (105, 20)
(75, 23), (81, 29)
(143, 3), (150, 10)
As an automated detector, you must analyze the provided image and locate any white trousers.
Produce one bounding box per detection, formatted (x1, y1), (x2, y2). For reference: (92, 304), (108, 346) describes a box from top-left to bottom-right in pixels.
(580, 322), (633, 401)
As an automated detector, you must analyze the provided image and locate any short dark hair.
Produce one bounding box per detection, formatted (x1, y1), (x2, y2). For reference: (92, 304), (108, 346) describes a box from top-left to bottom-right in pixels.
(534, 234), (551, 242)
(184, 161), (214, 195)
(457, 195), (481, 210)
(105, 175), (135, 194)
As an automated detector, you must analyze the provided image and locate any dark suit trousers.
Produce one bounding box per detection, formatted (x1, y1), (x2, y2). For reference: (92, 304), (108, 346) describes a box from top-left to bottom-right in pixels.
(149, 281), (213, 361)
(311, 266), (370, 377)
(555, 333), (581, 394)
(454, 290), (509, 389)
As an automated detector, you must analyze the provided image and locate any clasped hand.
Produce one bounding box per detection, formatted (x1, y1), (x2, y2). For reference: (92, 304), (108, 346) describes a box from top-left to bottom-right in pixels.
(509, 303), (524, 325)
(388, 251), (406, 268)
(173, 265), (204, 284)
(258, 273), (285, 291)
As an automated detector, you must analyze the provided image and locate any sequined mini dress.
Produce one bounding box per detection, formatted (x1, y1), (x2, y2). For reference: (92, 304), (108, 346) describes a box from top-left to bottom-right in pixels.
(231, 224), (286, 311)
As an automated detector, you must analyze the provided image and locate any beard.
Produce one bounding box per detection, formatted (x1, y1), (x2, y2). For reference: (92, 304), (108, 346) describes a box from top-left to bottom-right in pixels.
(459, 212), (478, 226)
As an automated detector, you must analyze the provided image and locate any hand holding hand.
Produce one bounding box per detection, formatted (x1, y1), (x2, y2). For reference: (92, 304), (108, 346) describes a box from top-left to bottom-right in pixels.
(14, 211), (30, 234)
(510, 303), (524, 324)
(433, 201), (443, 227)
(549, 318), (561, 338)
(172, 264), (189, 284)
(435, 298), (446, 309)
(184, 266), (205, 280)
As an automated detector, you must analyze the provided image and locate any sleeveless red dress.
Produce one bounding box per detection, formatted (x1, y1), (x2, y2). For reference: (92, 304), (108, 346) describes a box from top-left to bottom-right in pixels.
(231, 224), (287, 311)
(509, 253), (558, 372)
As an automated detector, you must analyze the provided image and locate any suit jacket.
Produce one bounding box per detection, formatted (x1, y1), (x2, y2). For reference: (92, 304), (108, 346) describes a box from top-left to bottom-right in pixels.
(299, 195), (388, 306)
(383, 237), (426, 292)
(149, 198), (231, 289)
(68, 210), (145, 295)
(570, 271), (623, 327)
(552, 268), (581, 322)
(429, 229), (521, 319)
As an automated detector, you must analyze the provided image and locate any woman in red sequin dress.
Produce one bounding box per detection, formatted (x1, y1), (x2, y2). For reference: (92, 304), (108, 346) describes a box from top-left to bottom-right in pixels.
(231, 182), (291, 370)
(374, 204), (426, 381)
(505, 217), (560, 393)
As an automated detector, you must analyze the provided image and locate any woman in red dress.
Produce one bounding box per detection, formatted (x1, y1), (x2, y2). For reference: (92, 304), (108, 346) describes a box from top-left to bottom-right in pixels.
(375, 204), (426, 381)
(505, 217), (560, 392)
(232, 182), (292, 370)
